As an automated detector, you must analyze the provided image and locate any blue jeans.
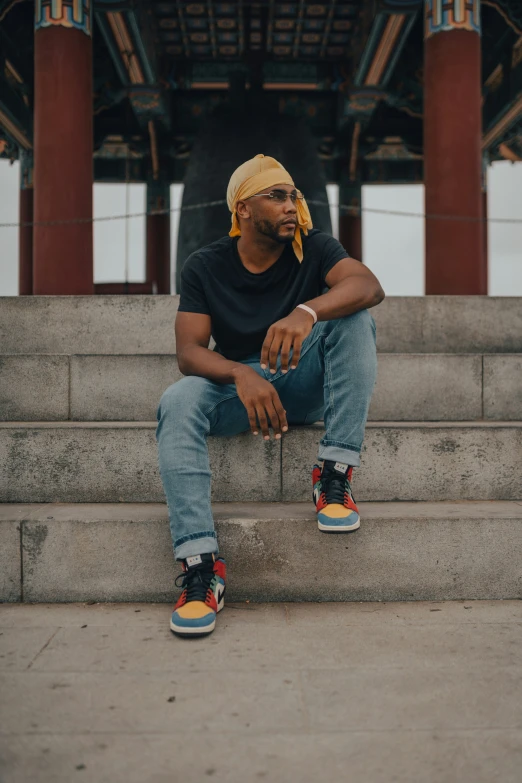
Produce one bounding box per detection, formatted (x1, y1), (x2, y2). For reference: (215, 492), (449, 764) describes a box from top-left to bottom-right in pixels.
(156, 309), (377, 560)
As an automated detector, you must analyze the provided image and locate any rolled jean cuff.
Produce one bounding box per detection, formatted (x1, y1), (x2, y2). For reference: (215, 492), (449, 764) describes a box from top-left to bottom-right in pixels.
(175, 532), (218, 561)
(318, 444), (361, 467)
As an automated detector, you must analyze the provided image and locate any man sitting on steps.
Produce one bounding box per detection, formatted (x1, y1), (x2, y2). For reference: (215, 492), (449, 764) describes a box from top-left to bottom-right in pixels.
(156, 153), (385, 638)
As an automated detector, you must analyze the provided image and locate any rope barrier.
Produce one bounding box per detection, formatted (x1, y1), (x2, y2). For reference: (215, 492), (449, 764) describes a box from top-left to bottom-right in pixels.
(2, 198), (522, 228)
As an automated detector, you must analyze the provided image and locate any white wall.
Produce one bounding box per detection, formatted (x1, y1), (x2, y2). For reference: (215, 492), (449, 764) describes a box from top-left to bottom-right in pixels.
(487, 161), (522, 295)
(170, 183), (184, 295)
(362, 183), (425, 295)
(326, 183), (339, 239)
(0, 160), (19, 296)
(94, 183), (146, 283)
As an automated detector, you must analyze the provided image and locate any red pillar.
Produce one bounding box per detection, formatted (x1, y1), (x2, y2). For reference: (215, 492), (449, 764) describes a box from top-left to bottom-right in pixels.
(146, 180), (171, 294)
(19, 151), (33, 295)
(33, 5), (93, 294)
(424, 2), (485, 294)
(339, 179), (362, 261)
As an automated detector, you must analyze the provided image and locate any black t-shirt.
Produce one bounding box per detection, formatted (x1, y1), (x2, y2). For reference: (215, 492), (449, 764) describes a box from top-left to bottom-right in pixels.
(178, 229), (350, 361)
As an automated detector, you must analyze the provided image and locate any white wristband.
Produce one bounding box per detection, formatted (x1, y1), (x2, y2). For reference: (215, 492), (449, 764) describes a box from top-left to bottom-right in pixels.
(297, 303), (318, 325)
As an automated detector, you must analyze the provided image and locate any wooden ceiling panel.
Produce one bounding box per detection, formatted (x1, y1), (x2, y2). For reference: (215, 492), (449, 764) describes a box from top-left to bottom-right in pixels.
(154, 0), (359, 60)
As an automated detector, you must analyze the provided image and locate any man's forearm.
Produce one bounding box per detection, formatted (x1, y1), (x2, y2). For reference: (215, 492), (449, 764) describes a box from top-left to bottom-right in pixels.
(178, 344), (253, 384)
(304, 276), (384, 322)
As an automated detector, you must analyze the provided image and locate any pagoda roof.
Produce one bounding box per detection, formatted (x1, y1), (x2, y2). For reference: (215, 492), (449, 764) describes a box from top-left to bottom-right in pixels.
(0, 0), (520, 182)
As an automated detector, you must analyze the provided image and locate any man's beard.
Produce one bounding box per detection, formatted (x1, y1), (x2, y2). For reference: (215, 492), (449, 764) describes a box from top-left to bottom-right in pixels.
(252, 216), (295, 245)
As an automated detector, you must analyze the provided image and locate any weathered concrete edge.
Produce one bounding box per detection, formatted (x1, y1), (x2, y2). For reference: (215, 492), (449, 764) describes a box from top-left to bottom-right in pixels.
(11, 507), (522, 603)
(1, 422), (521, 504)
(1, 353), (521, 422)
(2, 500), (522, 523)
(1, 296), (522, 354)
(2, 420), (522, 430)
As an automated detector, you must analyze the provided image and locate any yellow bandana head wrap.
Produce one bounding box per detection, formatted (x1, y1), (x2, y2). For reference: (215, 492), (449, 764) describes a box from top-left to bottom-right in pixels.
(227, 153), (313, 262)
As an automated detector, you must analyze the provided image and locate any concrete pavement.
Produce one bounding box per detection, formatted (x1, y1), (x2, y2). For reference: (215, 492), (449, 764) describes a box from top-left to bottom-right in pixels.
(1, 600), (521, 782)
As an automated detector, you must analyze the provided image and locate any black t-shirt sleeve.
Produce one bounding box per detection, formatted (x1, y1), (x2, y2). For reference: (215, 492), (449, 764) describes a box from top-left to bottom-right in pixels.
(178, 256), (211, 315)
(320, 234), (351, 284)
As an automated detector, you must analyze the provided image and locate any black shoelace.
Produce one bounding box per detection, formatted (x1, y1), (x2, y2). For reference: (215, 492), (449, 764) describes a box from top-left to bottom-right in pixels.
(321, 467), (352, 505)
(175, 563), (214, 603)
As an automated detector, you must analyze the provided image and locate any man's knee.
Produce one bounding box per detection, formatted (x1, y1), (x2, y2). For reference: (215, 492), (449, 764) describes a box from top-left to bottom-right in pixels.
(342, 308), (374, 329)
(157, 376), (212, 421)
(331, 309), (376, 342)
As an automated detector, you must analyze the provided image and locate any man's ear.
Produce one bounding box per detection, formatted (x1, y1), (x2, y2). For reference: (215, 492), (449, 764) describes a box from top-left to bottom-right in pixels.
(235, 199), (251, 220)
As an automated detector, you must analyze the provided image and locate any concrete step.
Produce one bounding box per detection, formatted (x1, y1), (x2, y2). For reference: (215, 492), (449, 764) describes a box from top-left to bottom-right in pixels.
(2, 295), (521, 354)
(1, 421), (520, 503)
(2, 501), (521, 602)
(1, 353), (521, 422)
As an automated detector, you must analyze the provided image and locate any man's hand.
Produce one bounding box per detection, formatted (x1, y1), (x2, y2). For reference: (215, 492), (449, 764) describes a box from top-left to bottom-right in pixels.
(261, 308), (314, 374)
(233, 366), (288, 440)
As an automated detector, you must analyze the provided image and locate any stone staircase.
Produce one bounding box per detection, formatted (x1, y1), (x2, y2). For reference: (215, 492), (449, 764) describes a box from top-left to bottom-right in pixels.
(1, 295), (521, 603)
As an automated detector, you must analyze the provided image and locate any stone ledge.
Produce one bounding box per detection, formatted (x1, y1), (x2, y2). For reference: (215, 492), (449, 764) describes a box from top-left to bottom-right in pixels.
(1, 501), (521, 602)
(3, 354), (521, 422)
(1, 422), (520, 503)
(1, 296), (521, 354)
(1, 353), (497, 422)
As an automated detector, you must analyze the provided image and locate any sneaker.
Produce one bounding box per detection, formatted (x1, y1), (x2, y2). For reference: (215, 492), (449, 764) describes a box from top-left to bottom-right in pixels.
(312, 460), (360, 532)
(170, 553), (226, 637)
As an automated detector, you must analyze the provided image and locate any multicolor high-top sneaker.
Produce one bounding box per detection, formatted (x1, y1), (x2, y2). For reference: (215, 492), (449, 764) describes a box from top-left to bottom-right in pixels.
(170, 553), (226, 637)
(312, 460), (360, 532)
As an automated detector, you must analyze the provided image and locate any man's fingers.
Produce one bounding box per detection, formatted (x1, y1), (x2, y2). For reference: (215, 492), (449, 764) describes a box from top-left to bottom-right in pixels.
(266, 391), (288, 438)
(271, 388), (288, 433)
(275, 398), (288, 432)
(257, 393), (288, 440)
(290, 338), (303, 369)
(280, 335), (294, 373)
(268, 332), (283, 374)
(265, 400), (283, 438)
(255, 406), (271, 440)
(247, 405), (259, 435)
(260, 329), (274, 370)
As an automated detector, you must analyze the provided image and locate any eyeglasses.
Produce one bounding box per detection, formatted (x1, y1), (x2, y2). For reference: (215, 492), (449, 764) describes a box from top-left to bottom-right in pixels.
(246, 189), (305, 204)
